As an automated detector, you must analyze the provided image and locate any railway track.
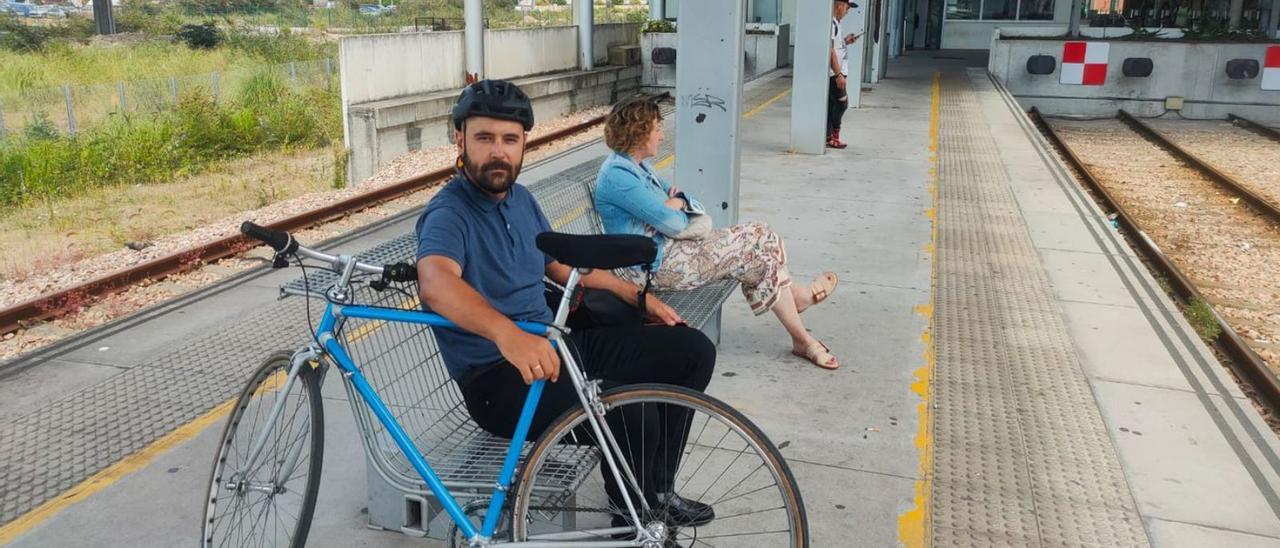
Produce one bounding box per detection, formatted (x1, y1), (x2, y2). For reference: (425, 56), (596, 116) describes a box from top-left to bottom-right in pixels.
(1229, 114), (1280, 144)
(1032, 109), (1280, 413)
(1118, 110), (1280, 225)
(0, 94), (669, 337)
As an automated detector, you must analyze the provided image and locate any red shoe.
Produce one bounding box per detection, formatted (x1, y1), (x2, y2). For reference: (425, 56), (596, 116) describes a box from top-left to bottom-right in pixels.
(826, 130), (848, 149)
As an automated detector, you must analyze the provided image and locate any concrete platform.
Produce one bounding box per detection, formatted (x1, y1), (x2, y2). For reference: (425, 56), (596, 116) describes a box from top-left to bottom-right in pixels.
(3, 51), (1280, 548)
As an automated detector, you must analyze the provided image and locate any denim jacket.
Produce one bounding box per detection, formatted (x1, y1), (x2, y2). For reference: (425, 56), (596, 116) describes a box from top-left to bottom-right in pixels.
(594, 151), (703, 271)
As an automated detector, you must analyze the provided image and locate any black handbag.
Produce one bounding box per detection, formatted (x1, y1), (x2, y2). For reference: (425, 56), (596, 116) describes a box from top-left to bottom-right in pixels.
(544, 282), (643, 328)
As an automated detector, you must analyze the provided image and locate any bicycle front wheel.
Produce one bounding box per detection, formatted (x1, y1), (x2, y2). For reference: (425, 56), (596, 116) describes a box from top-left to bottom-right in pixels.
(512, 384), (808, 547)
(202, 351), (325, 548)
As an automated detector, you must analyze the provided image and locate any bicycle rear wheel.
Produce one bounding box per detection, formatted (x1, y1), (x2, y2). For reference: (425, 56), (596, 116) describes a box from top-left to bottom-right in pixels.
(202, 351), (324, 548)
(511, 384), (807, 547)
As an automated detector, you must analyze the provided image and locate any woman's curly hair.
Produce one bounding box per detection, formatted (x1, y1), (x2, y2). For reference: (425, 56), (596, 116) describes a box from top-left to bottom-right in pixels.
(604, 98), (663, 154)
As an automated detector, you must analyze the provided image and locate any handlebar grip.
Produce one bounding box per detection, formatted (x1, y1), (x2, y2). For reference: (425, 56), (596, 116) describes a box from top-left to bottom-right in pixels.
(240, 221), (297, 254)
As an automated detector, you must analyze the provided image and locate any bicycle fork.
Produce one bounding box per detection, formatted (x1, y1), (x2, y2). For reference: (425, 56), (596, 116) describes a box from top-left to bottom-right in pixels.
(230, 346), (324, 495)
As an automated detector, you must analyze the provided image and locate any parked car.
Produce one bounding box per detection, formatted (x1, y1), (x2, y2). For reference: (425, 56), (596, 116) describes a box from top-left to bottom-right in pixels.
(28, 4), (68, 17)
(2, 1), (36, 16)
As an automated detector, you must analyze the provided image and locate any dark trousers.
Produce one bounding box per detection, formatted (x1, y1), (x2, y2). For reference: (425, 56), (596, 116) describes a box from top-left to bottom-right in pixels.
(827, 75), (849, 134)
(459, 324), (716, 507)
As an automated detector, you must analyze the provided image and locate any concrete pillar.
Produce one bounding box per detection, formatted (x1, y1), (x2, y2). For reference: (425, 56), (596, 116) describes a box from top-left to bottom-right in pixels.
(790, 0), (828, 155)
(92, 0), (115, 34)
(1067, 0), (1083, 36)
(465, 0), (484, 80)
(578, 0), (595, 70)
(1228, 0), (1244, 28)
(650, 0), (665, 19)
(1272, 0), (1280, 38)
(675, 0), (746, 227)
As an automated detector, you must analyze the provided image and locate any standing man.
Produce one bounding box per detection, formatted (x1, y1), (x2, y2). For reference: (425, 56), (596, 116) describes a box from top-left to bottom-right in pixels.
(827, 0), (859, 149)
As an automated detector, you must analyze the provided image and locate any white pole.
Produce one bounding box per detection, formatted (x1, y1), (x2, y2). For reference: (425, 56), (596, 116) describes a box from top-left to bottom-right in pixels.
(464, 0), (484, 80)
(579, 0), (595, 70)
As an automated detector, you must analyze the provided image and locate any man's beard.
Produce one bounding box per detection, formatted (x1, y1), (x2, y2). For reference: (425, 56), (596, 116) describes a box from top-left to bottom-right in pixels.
(461, 149), (522, 195)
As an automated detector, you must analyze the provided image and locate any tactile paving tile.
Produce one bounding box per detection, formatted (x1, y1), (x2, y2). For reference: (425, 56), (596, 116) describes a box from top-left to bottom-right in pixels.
(0, 297), (313, 527)
(930, 73), (1150, 547)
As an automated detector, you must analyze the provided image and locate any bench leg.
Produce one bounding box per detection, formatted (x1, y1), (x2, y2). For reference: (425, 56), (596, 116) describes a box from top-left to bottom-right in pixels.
(699, 310), (723, 346)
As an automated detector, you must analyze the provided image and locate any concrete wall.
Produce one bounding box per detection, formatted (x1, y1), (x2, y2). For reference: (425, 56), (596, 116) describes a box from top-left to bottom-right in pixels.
(347, 66), (641, 183)
(340, 24), (643, 184)
(593, 22), (641, 64)
(989, 38), (1280, 122)
(641, 25), (789, 88)
(485, 26), (578, 80)
(339, 31), (466, 107)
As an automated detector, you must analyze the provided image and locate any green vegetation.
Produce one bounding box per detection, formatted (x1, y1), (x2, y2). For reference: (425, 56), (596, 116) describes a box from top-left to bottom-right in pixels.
(642, 19), (675, 33)
(1186, 298), (1223, 342)
(0, 73), (340, 207)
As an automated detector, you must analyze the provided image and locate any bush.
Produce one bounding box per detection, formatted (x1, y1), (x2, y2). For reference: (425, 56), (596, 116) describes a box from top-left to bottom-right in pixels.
(176, 22), (223, 49)
(0, 15), (57, 52)
(642, 19), (675, 33)
(0, 76), (340, 208)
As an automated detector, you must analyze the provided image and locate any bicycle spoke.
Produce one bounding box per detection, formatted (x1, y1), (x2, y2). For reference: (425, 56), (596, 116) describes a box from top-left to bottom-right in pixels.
(514, 390), (802, 547)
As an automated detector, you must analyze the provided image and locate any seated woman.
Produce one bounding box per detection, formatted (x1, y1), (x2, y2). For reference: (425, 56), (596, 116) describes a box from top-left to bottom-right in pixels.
(593, 98), (841, 369)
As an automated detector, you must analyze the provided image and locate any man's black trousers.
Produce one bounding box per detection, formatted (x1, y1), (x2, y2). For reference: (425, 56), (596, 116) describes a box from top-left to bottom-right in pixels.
(827, 74), (849, 134)
(459, 324), (716, 508)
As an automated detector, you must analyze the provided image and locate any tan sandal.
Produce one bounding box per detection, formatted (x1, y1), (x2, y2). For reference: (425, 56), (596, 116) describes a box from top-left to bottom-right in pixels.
(793, 339), (839, 370)
(798, 272), (839, 314)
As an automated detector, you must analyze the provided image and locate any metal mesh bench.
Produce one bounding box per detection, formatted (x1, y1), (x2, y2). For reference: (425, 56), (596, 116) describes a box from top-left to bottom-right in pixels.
(280, 156), (738, 537)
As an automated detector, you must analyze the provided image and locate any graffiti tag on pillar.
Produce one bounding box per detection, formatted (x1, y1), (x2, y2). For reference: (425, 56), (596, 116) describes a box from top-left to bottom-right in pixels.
(680, 92), (728, 112)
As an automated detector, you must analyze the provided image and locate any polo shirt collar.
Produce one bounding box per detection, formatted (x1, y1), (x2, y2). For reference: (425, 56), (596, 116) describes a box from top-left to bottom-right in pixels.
(455, 171), (510, 212)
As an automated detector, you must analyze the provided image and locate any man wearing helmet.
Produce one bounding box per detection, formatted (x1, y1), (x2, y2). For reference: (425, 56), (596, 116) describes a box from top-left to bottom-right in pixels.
(414, 80), (718, 530)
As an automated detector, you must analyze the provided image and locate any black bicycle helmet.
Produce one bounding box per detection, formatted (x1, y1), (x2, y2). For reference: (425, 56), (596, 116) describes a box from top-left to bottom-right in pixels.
(451, 79), (535, 132)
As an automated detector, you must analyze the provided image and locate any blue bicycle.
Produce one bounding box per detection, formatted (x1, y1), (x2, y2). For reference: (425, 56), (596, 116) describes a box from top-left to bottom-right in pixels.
(202, 222), (807, 548)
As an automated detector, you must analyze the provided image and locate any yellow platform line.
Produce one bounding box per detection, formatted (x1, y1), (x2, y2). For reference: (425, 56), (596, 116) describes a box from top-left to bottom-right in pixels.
(897, 72), (941, 548)
(0, 80), (797, 543)
(0, 297), (408, 543)
(0, 397), (236, 544)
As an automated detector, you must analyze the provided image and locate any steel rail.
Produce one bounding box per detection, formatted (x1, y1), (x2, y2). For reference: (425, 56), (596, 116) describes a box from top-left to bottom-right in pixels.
(0, 93), (669, 336)
(1031, 108), (1280, 413)
(1118, 110), (1280, 227)
(1228, 113), (1280, 144)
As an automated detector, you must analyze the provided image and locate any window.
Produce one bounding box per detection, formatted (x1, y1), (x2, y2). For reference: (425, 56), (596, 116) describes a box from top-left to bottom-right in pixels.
(945, 0), (1056, 20)
(946, 0), (980, 19)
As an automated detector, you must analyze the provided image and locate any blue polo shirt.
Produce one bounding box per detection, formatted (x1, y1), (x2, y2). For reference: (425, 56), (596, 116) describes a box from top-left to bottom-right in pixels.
(415, 175), (554, 384)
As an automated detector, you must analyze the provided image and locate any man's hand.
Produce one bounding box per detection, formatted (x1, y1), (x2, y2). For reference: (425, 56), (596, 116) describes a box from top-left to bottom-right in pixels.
(835, 74), (847, 90)
(495, 328), (561, 384)
(844, 33), (860, 45)
(643, 293), (684, 326)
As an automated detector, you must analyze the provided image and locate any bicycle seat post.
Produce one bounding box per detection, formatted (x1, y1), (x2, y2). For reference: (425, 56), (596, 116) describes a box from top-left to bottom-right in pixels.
(550, 267), (591, 329)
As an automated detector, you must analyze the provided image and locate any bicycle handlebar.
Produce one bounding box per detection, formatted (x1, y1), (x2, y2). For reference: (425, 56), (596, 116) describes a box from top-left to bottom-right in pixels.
(240, 221), (297, 255)
(239, 220), (418, 283)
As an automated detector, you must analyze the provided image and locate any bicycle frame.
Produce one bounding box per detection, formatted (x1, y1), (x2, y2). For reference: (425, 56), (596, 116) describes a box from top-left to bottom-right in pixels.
(238, 265), (653, 547)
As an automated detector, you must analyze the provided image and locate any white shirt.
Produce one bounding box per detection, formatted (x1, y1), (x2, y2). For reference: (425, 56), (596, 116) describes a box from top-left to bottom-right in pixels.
(829, 17), (849, 77)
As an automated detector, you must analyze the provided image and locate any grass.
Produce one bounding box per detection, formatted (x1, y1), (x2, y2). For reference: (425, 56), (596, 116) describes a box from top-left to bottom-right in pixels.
(0, 147), (336, 283)
(0, 26), (331, 97)
(0, 71), (341, 207)
(1186, 298), (1223, 342)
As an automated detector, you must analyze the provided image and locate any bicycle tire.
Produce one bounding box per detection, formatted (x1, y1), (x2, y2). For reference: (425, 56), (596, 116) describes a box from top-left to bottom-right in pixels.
(202, 351), (325, 548)
(511, 384), (808, 547)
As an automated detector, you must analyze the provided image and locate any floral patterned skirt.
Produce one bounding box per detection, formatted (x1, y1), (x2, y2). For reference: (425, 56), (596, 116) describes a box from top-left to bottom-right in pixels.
(625, 222), (791, 316)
